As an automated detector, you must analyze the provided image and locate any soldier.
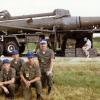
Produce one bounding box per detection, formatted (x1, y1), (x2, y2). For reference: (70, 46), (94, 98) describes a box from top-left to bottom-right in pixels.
(10, 50), (24, 91)
(82, 37), (92, 58)
(0, 59), (16, 100)
(37, 40), (55, 95)
(20, 52), (43, 100)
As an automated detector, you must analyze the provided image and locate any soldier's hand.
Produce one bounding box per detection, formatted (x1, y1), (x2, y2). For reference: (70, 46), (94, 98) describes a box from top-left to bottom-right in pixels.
(26, 81), (31, 88)
(3, 87), (9, 94)
(46, 70), (52, 76)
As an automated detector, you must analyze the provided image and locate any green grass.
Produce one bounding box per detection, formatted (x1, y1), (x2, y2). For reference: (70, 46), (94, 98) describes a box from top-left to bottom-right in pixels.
(1, 58), (100, 100)
(93, 37), (100, 52)
(54, 60), (100, 88)
(53, 58), (100, 100)
(93, 37), (100, 42)
(23, 43), (36, 54)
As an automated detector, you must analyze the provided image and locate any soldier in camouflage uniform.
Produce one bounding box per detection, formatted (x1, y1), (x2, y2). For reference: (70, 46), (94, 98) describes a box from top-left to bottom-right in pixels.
(20, 52), (43, 100)
(10, 50), (24, 91)
(37, 40), (55, 95)
(0, 59), (16, 100)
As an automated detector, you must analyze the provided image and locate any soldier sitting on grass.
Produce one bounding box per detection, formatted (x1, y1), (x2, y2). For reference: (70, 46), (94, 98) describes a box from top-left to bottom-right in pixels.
(0, 59), (16, 100)
(11, 50), (25, 92)
(20, 52), (43, 100)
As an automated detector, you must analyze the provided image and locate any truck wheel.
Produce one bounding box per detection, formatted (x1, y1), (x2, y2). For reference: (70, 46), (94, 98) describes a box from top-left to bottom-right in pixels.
(5, 41), (19, 54)
(0, 43), (3, 55)
(19, 44), (25, 53)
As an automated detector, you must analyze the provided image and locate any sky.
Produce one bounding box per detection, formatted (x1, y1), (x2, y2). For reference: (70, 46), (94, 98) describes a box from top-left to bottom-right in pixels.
(0, 0), (100, 16)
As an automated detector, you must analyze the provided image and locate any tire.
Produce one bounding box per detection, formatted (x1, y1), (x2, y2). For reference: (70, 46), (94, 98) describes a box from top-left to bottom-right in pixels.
(5, 41), (19, 55)
(0, 42), (3, 55)
(19, 44), (25, 53)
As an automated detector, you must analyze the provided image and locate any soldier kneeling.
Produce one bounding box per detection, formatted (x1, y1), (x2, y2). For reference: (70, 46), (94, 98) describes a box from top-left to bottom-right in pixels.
(0, 59), (16, 100)
(20, 52), (43, 100)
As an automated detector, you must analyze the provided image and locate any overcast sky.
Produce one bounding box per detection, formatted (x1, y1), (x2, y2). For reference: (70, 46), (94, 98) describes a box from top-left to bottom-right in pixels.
(0, 0), (100, 16)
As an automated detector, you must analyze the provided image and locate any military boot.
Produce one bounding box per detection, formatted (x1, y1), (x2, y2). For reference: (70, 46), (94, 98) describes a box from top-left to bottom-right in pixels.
(36, 94), (43, 100)
(48, 86), (52, 95)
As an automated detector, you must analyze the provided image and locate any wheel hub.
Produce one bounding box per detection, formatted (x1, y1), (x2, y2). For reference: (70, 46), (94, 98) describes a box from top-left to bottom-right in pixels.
(8, 45), (15, 52)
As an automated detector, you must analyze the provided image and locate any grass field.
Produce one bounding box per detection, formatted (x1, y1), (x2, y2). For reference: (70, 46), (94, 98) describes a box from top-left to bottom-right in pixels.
(53, 58), (100, 100)
(93, 37), (100, 53)
(0, 58), (100, 100)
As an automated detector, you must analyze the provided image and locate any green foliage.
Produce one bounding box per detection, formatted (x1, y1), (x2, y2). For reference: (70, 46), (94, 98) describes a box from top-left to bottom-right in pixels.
(23, 43), (36, 54)
(93, 37), (100, 52)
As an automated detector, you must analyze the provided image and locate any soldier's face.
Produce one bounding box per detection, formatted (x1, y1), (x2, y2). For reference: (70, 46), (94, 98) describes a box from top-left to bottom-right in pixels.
(40, 44), (47, 51)
(12, 54), (19, 59)
(28, 58), (34, 65)
(4, 63), (10, 70)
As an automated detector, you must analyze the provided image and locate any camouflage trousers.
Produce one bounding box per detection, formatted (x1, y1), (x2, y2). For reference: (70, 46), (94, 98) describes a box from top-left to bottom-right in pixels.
(0, 84), (15, 100)
(22, 81), (42, 100)
(15, 77), (21, 91)
(41, 72), (53, 88)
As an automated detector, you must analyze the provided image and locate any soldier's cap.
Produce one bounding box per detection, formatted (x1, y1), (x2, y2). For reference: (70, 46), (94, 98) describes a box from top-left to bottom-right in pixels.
(26, 52), (34, 58)
(3, 59), (10, 64)
(40, 39), (47, 45)
(12, 50), (19, 55)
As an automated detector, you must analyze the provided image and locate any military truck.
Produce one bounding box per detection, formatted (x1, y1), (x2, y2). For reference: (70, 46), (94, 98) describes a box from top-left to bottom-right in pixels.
(0, 9), (99, 57)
